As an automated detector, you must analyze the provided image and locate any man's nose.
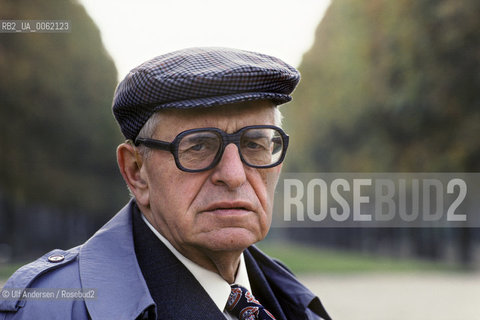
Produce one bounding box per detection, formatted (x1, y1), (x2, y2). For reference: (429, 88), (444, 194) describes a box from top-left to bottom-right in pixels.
(210, 143), (247, 189)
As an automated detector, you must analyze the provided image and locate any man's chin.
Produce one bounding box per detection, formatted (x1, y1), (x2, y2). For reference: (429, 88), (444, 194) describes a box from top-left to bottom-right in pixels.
(198, 227), (263, 252)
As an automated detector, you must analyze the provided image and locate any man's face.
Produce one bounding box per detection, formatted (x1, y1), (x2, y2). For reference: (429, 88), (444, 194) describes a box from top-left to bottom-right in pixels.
(139, 100), (282, 257)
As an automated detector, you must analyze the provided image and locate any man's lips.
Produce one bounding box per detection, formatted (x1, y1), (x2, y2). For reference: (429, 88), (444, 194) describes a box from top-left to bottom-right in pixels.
(201, 201), (254, 215)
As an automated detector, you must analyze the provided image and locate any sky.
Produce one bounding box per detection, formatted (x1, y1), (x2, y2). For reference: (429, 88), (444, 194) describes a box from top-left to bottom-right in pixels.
(79, 0), (331, 80)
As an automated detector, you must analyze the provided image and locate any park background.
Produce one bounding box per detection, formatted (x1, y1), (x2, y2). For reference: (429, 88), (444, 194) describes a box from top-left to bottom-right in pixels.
(0, 0), (479, 318)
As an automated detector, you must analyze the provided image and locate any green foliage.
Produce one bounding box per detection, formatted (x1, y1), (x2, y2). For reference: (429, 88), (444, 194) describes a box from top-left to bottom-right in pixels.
(0, 0), (124, 216)
(283, 0), (480, 172)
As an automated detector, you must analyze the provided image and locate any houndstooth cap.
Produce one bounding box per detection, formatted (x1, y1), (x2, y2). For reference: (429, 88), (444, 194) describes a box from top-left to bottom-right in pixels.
(112, 47), (300, 140)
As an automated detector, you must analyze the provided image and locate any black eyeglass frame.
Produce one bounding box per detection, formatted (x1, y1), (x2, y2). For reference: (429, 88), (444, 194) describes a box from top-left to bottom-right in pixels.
(134, 125), (289, 173)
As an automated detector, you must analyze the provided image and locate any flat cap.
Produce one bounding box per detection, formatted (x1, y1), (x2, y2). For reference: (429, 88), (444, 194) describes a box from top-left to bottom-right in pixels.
(112, 47), (300, 140)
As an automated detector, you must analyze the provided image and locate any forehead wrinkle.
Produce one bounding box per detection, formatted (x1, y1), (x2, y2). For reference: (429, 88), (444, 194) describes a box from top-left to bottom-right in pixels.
(153, 101), (276, 138)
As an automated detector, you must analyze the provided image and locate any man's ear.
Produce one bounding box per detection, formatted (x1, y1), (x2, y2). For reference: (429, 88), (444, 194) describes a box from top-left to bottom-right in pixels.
(117, 141), (149, 206)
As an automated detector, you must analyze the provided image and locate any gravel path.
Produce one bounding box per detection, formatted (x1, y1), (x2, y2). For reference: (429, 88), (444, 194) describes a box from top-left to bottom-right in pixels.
(299, 272), (480, 320)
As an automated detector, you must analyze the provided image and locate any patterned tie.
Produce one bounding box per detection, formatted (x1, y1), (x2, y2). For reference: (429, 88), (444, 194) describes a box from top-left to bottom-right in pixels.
(226, 284), (276, 320)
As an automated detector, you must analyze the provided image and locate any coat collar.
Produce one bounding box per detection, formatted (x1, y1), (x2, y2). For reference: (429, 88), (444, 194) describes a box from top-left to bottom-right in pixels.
(79, 199), (155, 320)
(131, 202), (226, 320)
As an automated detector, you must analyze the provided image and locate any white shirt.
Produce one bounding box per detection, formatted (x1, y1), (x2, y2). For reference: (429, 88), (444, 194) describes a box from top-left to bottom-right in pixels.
(141, 214), (251, 319)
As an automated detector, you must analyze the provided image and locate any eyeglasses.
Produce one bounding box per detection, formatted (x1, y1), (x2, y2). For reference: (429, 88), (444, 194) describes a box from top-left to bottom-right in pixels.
(134, 125), (289, 172)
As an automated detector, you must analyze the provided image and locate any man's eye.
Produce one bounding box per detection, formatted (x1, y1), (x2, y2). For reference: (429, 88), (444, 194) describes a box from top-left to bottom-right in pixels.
(190, 143), (205, 151)
(246, 141), (261, 149)
(244, 139), (268, 150)
(182, 137), (218, 153)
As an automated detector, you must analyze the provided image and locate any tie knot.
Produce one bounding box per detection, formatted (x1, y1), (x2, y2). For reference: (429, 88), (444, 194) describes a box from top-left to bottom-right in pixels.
(226, 285), (276, 320)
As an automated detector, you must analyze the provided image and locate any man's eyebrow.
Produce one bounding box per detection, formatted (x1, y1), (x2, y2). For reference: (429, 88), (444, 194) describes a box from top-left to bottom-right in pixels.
(243, 131), (271, 139)
(184, 134), (218, 141)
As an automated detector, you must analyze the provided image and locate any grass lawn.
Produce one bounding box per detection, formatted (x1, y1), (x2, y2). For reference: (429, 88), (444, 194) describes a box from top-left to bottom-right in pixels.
(256, 242), (463, 274)
(0, 262), (25, 282)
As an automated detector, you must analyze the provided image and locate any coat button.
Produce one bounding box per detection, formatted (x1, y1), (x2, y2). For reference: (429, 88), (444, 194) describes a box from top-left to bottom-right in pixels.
(48, 254), (65, 263)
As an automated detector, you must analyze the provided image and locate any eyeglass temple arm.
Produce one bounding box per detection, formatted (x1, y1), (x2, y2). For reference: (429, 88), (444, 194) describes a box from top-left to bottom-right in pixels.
(134, 137), (171, 151)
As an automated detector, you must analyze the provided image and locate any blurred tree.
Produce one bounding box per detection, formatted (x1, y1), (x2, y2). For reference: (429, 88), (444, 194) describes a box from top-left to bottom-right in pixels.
(282, 0), (480, 267)
(0, 0), (125, 257)
(284, 0), (480, 172)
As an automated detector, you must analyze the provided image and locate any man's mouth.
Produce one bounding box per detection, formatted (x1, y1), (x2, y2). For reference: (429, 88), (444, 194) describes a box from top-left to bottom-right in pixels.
(201, 201), (254, 215)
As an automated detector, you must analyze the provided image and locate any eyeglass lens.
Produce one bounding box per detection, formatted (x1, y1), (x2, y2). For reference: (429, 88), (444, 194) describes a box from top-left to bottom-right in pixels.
(177, 128), (283, 171)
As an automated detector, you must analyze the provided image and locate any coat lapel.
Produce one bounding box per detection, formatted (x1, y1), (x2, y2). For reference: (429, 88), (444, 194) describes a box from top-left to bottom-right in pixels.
(244, 248), (288, 320)
(79, 200), (155, 320)
(132, 204), (226, 320)
(245, 246), (331, 320)
(79, 199), (225, 320)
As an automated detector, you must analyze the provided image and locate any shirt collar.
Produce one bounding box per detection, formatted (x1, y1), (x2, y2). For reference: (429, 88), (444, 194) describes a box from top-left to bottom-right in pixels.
(141, 214), (251, 312)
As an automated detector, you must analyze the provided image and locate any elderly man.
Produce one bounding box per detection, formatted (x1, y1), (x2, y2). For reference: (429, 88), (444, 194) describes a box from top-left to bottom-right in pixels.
(0, 47), (330, 319)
